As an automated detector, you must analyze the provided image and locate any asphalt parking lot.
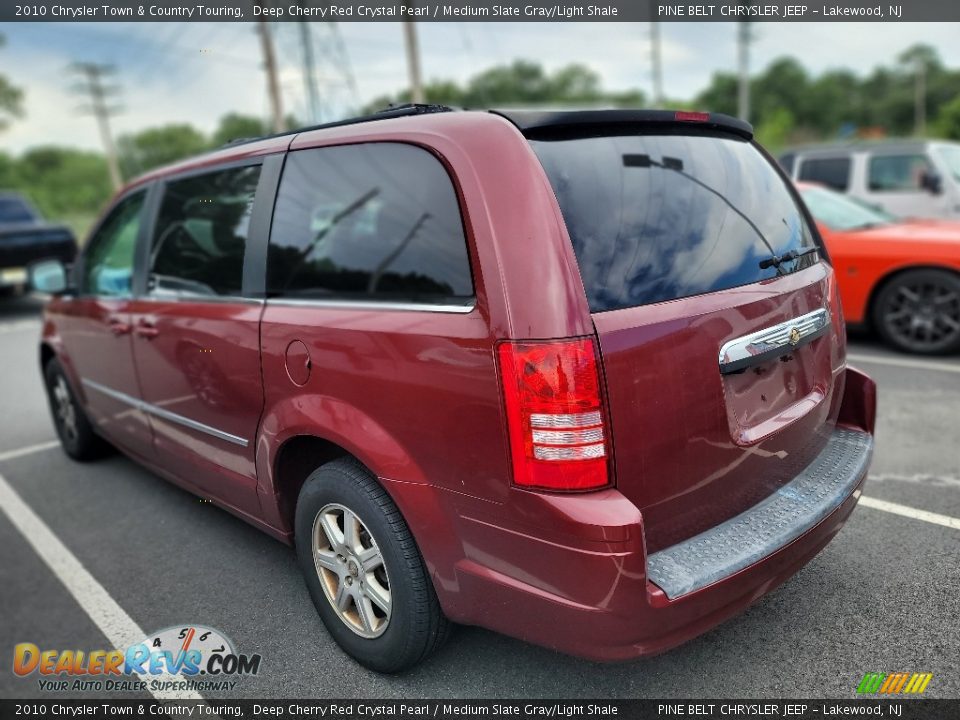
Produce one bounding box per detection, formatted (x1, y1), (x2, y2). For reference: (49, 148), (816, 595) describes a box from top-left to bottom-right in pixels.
(1, 293), (958, 700)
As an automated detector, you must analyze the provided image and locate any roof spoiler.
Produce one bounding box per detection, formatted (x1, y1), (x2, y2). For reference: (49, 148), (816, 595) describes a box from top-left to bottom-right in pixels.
(491, 109), (753, 141)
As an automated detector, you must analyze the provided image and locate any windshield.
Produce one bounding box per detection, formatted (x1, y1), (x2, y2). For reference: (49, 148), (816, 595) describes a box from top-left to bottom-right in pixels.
(800, 186), (894, 231)
(0, 196), (36, 224)
(530, 132), (820, 312)
(936, 145), (960, 182)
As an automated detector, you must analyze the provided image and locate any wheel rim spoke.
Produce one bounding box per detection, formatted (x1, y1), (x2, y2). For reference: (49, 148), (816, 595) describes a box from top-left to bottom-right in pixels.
(898, 287), (920, 302)
(358, 545), (383, 572)
(355, 595), (379, 634)
(886, 281), (960, 349)
(333, 580), (351, 610)
(363, 578), (391, 615)
(314, 549), (339, 572)
(342, 509), (361, 553)
(318, 512), (344, 551)
(311, 502), (391, 638)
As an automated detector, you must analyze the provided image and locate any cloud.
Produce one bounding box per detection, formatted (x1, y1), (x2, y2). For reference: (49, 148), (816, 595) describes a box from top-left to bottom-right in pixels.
(3, 20), (959, 154)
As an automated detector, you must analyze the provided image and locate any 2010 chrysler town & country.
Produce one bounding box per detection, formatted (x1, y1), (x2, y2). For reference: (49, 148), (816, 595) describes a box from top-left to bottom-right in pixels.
(32, 106), (877, 672)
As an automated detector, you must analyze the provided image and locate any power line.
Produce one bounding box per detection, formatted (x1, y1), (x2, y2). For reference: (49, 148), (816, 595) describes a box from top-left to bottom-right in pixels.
(70, 62), (123, 191)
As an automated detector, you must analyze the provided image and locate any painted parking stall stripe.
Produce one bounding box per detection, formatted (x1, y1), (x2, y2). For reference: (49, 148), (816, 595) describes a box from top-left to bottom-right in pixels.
(0, 319), (41, 336)
(0, 470), (203, 701)
(847, 353), (960, 375)
(0, 439), (60, 463)
(859, 496), (960, 531)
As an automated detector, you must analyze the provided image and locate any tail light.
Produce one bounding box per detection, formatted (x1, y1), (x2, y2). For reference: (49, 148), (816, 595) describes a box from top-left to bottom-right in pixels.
(497, 338), (611, 491)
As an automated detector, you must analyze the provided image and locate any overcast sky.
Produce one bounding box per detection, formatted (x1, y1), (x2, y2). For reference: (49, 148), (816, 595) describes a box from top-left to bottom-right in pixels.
(3, 21), (960, 154)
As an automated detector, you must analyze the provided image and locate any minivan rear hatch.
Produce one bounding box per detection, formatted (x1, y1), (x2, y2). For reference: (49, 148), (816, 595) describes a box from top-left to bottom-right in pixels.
(516, 111), (846, 553)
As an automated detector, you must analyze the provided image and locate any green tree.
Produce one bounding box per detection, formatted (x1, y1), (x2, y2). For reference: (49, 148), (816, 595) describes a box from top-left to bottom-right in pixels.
(117, 123), (208, 178)
(693, 72), (738, 117)
(755, 107), (795, 152)
(211, 113), (266, 146)
(936, 96), (960, 140)
(364, 60), (645, 113)
(12, 147), (112, 237)
(0, 35), (24, 131)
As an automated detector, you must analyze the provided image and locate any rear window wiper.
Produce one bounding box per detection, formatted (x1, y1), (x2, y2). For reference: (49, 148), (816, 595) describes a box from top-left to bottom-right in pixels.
(758, 246), (819, 270)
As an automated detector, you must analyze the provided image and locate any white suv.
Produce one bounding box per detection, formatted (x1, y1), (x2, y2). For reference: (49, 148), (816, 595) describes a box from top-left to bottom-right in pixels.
(780, 140), (960, 220)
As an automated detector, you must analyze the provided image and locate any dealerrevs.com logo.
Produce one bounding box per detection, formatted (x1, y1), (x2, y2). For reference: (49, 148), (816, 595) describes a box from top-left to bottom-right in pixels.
(13, 625), (261, 693)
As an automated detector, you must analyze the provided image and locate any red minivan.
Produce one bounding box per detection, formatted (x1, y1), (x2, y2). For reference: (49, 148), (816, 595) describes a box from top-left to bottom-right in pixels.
(32, 106), (877, 672)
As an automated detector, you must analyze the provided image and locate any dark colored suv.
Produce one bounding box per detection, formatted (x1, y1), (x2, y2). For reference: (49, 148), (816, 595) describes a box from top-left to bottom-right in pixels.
(33, 106), (876, 672)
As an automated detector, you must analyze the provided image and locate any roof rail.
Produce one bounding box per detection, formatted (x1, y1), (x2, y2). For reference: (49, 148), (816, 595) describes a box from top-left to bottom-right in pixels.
(219, 104), (455, 148)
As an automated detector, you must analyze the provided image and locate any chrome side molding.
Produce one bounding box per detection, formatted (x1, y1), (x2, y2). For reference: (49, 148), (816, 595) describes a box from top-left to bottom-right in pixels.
(81, 378), (249, 447)
(718, 308), (829, 375)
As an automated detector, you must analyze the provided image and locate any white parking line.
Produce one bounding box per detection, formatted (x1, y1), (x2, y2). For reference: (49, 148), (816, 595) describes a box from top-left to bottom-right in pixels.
(860, 496), (960, 531)
(0, 319), (41, 335)
(0, 440), (60, 463)
(0, 471), (203, 701)
(847, 353), (960, 375)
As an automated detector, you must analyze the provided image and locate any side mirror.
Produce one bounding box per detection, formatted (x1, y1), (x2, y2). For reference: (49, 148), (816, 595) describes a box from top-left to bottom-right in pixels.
(920, 170), (943, 195)
(29, 259), (70, 295)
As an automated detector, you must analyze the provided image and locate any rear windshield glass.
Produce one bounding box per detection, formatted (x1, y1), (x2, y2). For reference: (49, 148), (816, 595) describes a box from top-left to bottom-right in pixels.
(530, 133), (820, 312)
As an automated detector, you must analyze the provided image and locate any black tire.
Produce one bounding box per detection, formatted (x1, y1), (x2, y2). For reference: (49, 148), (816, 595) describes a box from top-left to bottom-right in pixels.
(43, 359), (110, 461)
(295, 457), (450, 673)
(872, 268), (960, 355)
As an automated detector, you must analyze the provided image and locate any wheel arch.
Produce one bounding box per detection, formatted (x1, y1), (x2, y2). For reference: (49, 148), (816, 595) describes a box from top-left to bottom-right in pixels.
(271, 434), (352, 535)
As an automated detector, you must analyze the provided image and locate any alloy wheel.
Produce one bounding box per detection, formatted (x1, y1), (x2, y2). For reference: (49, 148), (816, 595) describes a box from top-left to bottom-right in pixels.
(881, 279), (960, 353)
(311, 503), (392, 638)
(53, 375), (79, 445)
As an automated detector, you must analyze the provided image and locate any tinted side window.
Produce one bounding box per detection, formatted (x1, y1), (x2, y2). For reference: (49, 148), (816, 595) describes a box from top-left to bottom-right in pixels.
(83, 191), (146, 297)
(149, 165), (261, 297)
(797, 157), (851, 191)
(267, 143), (473, 303)
(868, 154), (933, 192)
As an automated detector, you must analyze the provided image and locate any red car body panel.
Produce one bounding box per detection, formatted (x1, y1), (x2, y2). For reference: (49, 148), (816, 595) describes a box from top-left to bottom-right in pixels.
(796, 181), (960, 324)
(40, 111), (876, 661)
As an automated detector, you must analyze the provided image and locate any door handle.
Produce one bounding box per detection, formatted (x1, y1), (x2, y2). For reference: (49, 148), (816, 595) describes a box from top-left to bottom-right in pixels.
(134, 319), (160, 339)
(107, 316), (131, 336)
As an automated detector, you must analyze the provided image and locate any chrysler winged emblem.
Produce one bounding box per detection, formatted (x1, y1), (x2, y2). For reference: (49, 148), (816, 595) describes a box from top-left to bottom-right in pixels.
(788, 327), (802, 346)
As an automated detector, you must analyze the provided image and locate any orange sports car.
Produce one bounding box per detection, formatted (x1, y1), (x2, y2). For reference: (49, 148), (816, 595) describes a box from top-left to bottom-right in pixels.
(796, 182), (960, 355)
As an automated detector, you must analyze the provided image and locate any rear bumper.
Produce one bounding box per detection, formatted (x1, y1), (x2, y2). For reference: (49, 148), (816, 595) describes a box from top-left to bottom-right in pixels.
(444, 366), (876, 661)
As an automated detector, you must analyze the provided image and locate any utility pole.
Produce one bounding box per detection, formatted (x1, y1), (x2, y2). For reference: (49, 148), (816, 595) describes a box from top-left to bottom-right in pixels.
(402, 8), (424, 104)
(650, 22), (664, 109)
(298, 21), (322, 123)
(257, 18), (285, 132)
(914, 55), (926, 136)
(71, 62), (122, 191)
(737, 21), (753, 122)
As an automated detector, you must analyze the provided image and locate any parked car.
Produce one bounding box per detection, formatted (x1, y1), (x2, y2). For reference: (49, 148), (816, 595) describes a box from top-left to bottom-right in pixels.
(32, 106), (876, 672)
(796, 181), (960, 355)
(0, 192), (76, 295)
(780, 140), (960, 221)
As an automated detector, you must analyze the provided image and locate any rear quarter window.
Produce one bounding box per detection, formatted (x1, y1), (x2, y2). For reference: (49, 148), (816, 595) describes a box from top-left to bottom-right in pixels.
(267, 142), (473, 304)
(530, 132), (819, 313)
